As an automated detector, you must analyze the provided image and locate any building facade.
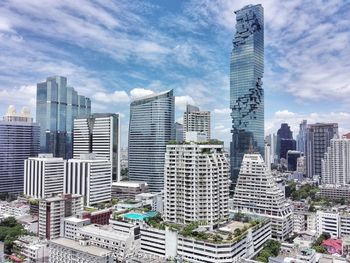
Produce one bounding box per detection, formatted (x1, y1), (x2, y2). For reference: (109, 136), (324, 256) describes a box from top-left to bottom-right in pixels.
(24, 154), (66, 199)
(39, 194), (83, 240)
(128, 90), (175, 192)
(183, 105), (210, 140)
(230, 4), (264, 185)
(111, 181), (148, 200)
(277, 123), (296, 159)
(66, 154), (112, 206)
(287, 150), (302, 172)
(321, 138), (350, 185)
(164, 142), (229, 225)
(73, 113), (120, 181)
(49, 238), (113, 263)
(36, 76), (91, 159)
(174, 122), (184, 143)
(232, 154), (293, 240)
(0, 106), (39, 195)
(306, 123), (338, 178)
(297, 120), (308, 153)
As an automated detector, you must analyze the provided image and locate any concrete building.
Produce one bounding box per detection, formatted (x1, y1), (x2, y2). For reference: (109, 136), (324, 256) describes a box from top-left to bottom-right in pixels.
(66, 154), (112, 206)
(319, 185), (350, 200)
(49, 238), (113, 263)
(174, 122), (184, 143)
(13, 236), (48, 263)
(81, 209), (112, 225)
(39, 194), (83, 240)
(306, 123), (338, 178)
(77, 224), (139, 262)
(36, 76), (91, 159)
(135, 192), (163, 213)
(0, 106), (39, 195)
(321, 138), (350, 185)
(164, 139), (229, 225)
(140, 217), (271, 263)
(111, 181), (148, 200)
(24, 154), (66, 199)
(61, 217), (90, 240)
(265, 143), (271, 171)
(232, 154), (293, 240)
(73, 113), (121, 181)
(297, 120), (308, 153)
(183, 105), (210, 141)
(128, 90), (175, 192)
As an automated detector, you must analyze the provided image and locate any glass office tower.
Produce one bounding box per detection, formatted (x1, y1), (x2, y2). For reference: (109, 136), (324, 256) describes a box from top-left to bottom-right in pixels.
(230, 4), (264, 186)
(128, 90), (174, 192)
(36, 76), (91, 159)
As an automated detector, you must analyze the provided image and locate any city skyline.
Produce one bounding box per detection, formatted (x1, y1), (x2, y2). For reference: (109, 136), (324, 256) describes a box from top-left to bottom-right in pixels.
(0, 1), (350, 147)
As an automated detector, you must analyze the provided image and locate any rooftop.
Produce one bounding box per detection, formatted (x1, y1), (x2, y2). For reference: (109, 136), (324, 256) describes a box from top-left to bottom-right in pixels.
(112, 181), (148, 188)
(49, 238), (111, 257)
(80, 224), (130, 242)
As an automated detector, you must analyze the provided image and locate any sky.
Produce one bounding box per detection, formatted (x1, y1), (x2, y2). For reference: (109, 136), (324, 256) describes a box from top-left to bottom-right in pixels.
(0, 0), (350, 147)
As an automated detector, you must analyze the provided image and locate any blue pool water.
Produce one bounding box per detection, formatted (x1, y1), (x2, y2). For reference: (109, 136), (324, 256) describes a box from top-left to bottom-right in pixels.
(123, 211), (158, 221)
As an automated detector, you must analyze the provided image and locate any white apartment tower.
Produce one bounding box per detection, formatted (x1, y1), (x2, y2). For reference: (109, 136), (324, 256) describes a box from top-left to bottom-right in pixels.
(73, 113), (120, 181)
(321, 137), (350, 185)
(24, 154), (65, 199)
(66, 154), (112, 206)
(39, 194), (83, 240)
(232, 154), (293, 240)
(183, 104), (211, 141)
(164, 139), (229, 225)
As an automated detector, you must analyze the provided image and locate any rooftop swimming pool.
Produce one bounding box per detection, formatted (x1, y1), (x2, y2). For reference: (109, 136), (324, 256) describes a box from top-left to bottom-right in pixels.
(122, 211), (158, 221)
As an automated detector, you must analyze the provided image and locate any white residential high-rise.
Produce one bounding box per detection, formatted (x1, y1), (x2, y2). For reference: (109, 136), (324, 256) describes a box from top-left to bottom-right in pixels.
(66, 154), (112, 206)
(24, 154), (65, 199)
(321, 138), (350, 185)
(232, 153), (293, 240)
(39, 194), (83, 240)
(264, 143), (271, 171)
(73, 113), (120, 181)
(183, 105), (211, 141)
(164, 138), (229, 225)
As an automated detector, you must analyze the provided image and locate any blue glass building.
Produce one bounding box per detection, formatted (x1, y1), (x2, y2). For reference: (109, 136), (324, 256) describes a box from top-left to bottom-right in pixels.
(128, 90), (174, 192)
(36, 76), (91, 159)
(230, 4), (264, 185)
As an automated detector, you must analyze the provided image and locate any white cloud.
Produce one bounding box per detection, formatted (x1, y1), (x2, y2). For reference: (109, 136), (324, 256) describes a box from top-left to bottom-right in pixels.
(129, 88), (154, 100)
(175, 95), (195, 111)
(0, 85), (36, 111)
(93, 90), (129, 103)
(213, 108), (231, 115)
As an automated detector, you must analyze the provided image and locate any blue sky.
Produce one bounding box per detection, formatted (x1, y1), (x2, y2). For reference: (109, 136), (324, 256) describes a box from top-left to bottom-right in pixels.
(0, 0), (350, 147)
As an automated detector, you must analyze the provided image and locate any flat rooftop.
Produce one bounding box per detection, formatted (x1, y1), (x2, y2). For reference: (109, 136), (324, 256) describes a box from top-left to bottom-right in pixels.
(112, 181), (147, 187)
(50, 238), (111, 257)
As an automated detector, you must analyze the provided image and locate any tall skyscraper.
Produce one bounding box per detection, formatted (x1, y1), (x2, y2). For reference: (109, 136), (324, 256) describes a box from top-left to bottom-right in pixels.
(36, 76), (91, 159)
(0, 106), (39, 195)
(297, 120), (307, 153)
(73, 113), (120, 181)
(66, 154), (112, 206)
(232, 153), (293, 240)
(230, 4), (264, 185)
(306, 123), (338, 178)
(164, 134), (229, 225)
(183, 105), (210, 141)
(277, 123), (296, 159)
(24, 154), (66, 199)
(128, 90), (174, 192)
(321, 137), (350, 185)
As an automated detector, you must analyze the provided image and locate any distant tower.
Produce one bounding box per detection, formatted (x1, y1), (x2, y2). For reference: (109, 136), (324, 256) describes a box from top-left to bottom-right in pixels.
(0, 106), (39, 195)
(277, 123), (296, 159)
(73, 113), (120, 181)
(36, 76), (91, 159)
(183, 105), (211, 141)
(128, 90), (175, 192)
(306, 123), (338, 178)
(230, 4), (264, 186)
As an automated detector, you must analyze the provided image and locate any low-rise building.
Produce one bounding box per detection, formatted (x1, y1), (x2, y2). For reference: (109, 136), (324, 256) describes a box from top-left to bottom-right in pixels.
(319, 184), (350, 200)
(13, 236), (48, 263)
(49, 238), (113, 263)
(135, 192), (163, 213)
(61, 217), (90, 240)
(82, 208), (112, 225)
(140, 217), (271, 263)
(111, 181), (148, 200)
